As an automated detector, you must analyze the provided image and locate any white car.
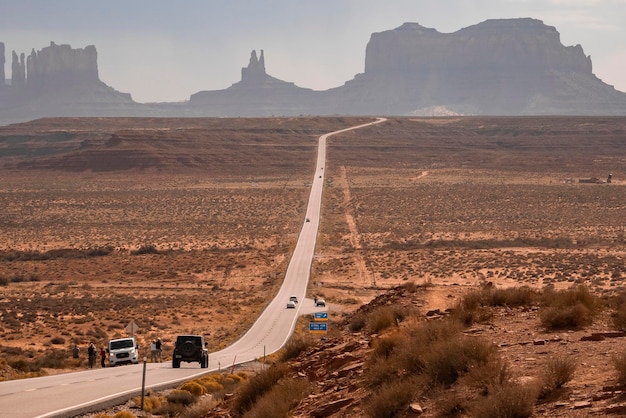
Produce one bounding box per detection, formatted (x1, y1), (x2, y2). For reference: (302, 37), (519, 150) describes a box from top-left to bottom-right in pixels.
(289, 296), (298, 303)
(286, 300), (296, 309)
(315, 299), (326, 307)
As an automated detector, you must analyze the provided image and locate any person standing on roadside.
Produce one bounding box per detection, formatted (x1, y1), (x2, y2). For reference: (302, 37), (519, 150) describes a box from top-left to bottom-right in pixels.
(155, 338), (162, 362)
(150, 340), (157, 363)
(87, 343), (96, 368)
(72, 344), (80, 359)
(100, 347), (106, 367)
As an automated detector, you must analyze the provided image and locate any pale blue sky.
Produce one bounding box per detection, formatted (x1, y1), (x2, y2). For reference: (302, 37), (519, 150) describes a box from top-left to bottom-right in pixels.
(2, 0), (625, 103)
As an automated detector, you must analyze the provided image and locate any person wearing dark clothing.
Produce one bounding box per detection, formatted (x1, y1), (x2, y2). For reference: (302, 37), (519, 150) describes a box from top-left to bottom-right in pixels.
(72, 345), (80, 359)
(155, 338), (162, 362)
(87, 343), (96, 368)
(100, 347), (106, 367)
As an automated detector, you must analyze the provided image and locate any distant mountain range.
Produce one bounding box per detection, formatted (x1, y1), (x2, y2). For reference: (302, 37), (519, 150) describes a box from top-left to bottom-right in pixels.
(1, 18), (625, 125)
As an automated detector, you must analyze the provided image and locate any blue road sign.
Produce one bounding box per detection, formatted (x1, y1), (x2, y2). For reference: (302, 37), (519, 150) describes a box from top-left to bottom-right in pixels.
(309, 322), (328, 334)
(314, 311), (328, 321)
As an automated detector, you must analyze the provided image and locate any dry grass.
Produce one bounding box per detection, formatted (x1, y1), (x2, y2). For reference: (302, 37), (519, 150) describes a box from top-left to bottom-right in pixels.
(1, 116), (626, 418)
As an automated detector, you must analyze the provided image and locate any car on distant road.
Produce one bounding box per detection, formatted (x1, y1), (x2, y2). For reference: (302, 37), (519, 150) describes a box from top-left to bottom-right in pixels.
(286, 300), (296, 309)
(306, 218), (310, 222)
(289, 296), (298, 303)
(315, 299), (326, 307)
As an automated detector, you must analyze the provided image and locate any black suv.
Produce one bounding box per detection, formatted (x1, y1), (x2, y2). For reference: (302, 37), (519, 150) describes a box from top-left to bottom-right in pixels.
(172, 335), (209, 368)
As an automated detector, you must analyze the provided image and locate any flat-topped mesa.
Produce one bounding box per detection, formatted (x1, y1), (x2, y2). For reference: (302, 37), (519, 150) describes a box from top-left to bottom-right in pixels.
(364, 18), (592, 76)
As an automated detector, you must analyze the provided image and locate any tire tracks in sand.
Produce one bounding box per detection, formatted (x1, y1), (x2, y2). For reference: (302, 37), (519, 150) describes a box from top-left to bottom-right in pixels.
(339, 166), (374, 287)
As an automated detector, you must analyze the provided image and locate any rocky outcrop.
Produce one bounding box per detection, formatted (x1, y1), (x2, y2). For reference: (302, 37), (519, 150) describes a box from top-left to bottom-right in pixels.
(332, 18), (626, 115)
(24, 42), (99, 94)
(188, 49), (324, 116)
(0, 42), (141, 125)
(11, 51), (26, 90)
(2, 18), (626, 125)
(0, 42), (5, 87)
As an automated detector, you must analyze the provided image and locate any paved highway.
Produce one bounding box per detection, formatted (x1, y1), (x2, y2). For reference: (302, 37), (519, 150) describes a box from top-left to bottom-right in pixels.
(0, 118), (386, 418)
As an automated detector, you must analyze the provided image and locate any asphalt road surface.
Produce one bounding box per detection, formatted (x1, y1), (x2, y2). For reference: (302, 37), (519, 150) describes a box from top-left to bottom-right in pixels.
(0, 118), (386, 418)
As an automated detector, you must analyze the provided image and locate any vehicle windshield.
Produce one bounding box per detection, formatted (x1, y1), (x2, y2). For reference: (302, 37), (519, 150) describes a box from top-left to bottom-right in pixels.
(110, 340), (134, 350)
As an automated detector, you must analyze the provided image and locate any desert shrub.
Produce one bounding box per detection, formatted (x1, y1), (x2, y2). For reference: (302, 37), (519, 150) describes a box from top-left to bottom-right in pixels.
(420, 336), (498, 387)
(166, 389), (196, 406)
(363, 356), (399, 388)
(365, 318), (498, 390)
(464, 357), (513, 395)
(198, 376), (224, 393)
(49, 336), (65, 345)
(349, 312), (367, 332)
(87, 246), (114, 257)
(435, 390), (471, 417)
(279, 336), (314, 361)
(486, 286), (539, 307)
(153, 402), (185, 417)
(612, 304), (626, 331)
(131, 244), (159, 255)
(232, 363), (288, 415)
(471, 383), (536, 418)
(400, 281), (420, 292)
(179, 381), (207, 397)
(9, 358), (39, 373)
(0, 276), (8, 286)
(371, 331), (405, 360)
(180, 396), (218, 418)
(113, 412), (136, 418)
(131, 393), (162, 412)
(451, 286), (537, 327)
(395, 319), (464, 375)
(610, 291), (626, 331)
(540, 304), (593, 330)
(367, 305), (406, 334)
(612, 350), (626, 386)
(241, 378), (308, 418)
(542, 285), (600, 312)
(539, 285), (600, 330)
(362, 379), (417, 418)
(450, 290), (494, 326)
(537, 356), (577, 399)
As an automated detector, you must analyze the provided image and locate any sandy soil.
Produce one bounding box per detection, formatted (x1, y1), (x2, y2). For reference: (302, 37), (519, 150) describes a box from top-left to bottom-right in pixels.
(1, 116), (626, 415)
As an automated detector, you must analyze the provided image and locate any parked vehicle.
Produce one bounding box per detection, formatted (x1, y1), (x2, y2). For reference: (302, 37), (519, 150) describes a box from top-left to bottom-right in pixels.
(172, 335), (209, 368)
(107, 337), (139, 366)
(315, 299), (326, 307)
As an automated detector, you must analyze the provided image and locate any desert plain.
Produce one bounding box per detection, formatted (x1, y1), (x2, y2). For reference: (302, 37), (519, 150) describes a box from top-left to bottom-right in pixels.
(1, 116), (626, 416)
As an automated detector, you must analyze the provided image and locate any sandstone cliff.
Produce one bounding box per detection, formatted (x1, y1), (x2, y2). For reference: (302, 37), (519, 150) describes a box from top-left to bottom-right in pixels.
(0, 42), (140, 125)
(332, 18), (626, 115)
(1, 18), (626, 125)
(0, 42), (5, 87)
(189, 49), (324, 116)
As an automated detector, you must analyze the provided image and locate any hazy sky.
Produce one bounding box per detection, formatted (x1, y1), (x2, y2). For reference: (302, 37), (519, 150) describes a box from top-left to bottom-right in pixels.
(2, 0), (625, 103)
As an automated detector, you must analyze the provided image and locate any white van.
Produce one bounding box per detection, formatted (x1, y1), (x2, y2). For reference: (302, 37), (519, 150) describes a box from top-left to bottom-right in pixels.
(107, 337), (139, 366)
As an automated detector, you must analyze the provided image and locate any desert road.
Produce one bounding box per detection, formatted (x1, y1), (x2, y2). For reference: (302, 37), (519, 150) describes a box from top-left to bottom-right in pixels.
(0, 118), (386, 418)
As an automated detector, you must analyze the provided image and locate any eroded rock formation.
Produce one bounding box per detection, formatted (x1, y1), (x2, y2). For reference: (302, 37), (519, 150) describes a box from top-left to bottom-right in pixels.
(0, 42), (5, 87)
(336, 18), (626, 115)
(1, 18), (626, 125)
(25, 42), (99, 94)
